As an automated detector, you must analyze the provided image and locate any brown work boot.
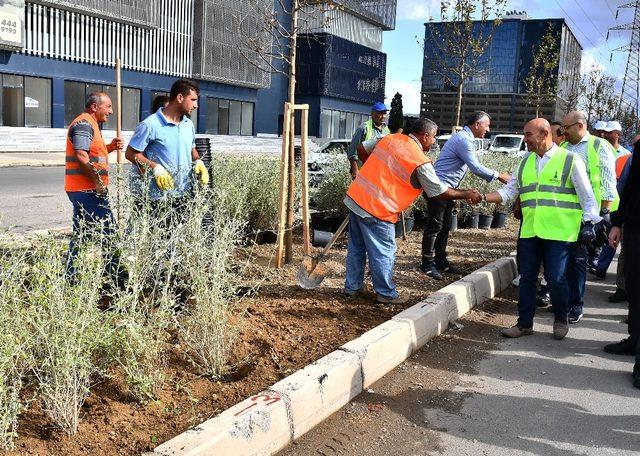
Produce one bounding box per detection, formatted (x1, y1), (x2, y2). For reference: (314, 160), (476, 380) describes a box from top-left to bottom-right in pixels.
(553, 316), (569, 340)
(344, 284), (373, 300)
(500, 325), (533, 338)
(376, 291), (410, 305)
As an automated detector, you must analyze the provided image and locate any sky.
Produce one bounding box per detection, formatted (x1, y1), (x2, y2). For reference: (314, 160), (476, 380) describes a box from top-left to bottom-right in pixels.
(382, 0), (634, 114)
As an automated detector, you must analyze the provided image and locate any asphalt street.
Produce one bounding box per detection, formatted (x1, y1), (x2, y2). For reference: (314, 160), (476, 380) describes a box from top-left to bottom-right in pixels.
(0, 165), (128, 232)
(281, 256), (640, 456)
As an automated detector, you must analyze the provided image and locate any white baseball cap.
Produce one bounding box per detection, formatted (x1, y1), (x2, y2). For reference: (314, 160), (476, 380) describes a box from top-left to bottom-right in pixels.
(593, 120), (607, 130)
(603, 120), (622, 132)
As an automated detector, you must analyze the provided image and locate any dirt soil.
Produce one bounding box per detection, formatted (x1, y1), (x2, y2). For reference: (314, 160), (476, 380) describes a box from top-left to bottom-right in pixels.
(10, 221), (517, 456)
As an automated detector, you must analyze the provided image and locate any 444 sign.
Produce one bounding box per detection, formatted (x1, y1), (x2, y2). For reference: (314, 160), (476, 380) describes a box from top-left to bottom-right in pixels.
(0, 10), (22, 50)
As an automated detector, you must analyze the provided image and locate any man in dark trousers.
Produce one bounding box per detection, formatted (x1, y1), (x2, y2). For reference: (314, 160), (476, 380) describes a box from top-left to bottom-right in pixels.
(607, 135), (640, 390)
(420, 111), (511, 279)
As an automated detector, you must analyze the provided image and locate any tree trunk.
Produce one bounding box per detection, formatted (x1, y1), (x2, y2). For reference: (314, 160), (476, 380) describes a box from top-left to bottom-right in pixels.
(454, 82), (463, 132)
(284, 0), (298, 264)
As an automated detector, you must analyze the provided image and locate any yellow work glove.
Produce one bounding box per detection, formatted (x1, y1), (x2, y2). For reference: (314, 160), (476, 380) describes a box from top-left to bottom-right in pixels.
(153, 163), (174, 191)
(193, 159), (209, 186)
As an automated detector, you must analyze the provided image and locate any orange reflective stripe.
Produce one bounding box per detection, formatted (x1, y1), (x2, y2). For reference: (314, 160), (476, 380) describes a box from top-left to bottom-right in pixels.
(616, 154), (631, 179)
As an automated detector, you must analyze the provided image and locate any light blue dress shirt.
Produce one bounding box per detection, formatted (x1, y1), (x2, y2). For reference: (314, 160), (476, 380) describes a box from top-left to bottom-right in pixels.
(128, 108), (196, 200)
(434, 126), (498, 188)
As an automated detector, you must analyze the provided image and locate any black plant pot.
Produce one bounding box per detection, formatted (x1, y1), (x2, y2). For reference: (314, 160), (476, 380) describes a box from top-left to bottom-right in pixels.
(478, 214), (493, 230)
(491, 212), (508, 229)
(450, 212), (458, 232)
(394, 215), (415, 238)
(311, 211), (344, 232)
(461, 213), (480, 229)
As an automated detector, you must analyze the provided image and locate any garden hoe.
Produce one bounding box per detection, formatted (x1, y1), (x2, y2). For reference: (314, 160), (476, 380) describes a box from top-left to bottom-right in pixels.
(297, 216), (349, 289)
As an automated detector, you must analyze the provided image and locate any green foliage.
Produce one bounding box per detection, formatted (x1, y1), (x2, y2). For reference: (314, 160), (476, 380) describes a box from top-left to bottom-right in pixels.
(460, 152), (518, 216)
(388, 92), (404, 133)
(524, 22), (560, 118)
(210, 155), (281, 233)
(310, 156), (351, 216)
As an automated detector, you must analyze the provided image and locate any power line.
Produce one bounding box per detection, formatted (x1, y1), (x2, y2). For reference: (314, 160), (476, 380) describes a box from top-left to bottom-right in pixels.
(552, 0), (611, 63)
(603, 0), (618, 18)
(572, 0), (608, 41)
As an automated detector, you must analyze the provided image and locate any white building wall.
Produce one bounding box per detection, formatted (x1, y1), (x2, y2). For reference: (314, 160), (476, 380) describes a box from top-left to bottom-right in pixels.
(22, 0), (193, 77)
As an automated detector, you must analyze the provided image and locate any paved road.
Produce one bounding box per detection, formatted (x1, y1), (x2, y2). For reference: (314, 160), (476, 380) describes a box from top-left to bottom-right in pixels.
(281, 257), (640, 456)
(0, 165), (128, 232)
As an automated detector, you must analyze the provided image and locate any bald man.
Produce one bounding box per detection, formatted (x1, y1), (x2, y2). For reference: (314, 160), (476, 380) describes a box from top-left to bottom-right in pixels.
(561, 111), (618, 323)
(484, 118), (604, 340)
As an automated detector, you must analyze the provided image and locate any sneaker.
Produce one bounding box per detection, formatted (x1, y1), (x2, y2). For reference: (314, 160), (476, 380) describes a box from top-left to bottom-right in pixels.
(500, 325), (533, 338)
(536, 291), (551, 307)
(553, 316), (569, 340)
(344, 285), (372, 299)
(603, 337), (637, 355)
(420, 263), (443, 280)
(608, 289), (628, 303)
(633, 364), (640, 389)
(568, 309), (583, 324)
(376, 291), (410, 305)
(436, 262), (462, 274)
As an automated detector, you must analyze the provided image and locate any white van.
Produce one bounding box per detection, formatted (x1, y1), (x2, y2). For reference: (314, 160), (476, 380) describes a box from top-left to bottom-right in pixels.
(489, 134), (526, 155)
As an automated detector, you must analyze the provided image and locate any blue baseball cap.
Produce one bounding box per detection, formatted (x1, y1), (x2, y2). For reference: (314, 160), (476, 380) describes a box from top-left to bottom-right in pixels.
(371, 102), (389, 112)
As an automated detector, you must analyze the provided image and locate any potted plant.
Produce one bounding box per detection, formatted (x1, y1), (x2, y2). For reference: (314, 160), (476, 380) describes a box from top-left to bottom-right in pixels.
(478, 202), (495, 229)
(492, 202), (510, 228)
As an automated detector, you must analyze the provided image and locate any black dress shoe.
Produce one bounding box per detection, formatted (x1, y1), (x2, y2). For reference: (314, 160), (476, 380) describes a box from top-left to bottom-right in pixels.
(436, 262), (462, 274)
(536, 291), (551, 307)
(603, 337), (637, 355)
(608, 289), (628, 303)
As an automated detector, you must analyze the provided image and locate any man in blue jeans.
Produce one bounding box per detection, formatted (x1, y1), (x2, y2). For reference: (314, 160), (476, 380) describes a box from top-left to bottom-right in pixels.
(343, 118), (481, 304)
(485, 119), (605, 339)
(65, 91), (125, 288)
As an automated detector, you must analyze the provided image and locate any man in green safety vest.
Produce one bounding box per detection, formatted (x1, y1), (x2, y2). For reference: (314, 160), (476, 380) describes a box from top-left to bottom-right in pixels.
(484, 118), (607, 340)
(347, 102), (391, 180)
(560, 111), (618, 324)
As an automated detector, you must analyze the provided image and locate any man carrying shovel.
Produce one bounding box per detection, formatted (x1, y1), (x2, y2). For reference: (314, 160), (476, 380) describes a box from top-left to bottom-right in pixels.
(343, 118), (482, 305)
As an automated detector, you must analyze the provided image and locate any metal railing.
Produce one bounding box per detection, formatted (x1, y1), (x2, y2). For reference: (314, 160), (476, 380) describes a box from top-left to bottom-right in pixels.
(32, 0), (159, 28)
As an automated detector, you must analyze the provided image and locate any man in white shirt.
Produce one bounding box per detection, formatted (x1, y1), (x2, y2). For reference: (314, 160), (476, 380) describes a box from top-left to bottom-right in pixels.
(484, 118), (604, 339)
(603, 120), (632, 158)
(561, 111), (618, 323)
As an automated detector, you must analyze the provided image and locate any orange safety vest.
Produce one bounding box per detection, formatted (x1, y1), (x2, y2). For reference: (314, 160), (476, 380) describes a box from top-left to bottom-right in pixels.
(64, 113), (109, 192)
(615, 153), (631, 180)
(347, 133), (429, 223)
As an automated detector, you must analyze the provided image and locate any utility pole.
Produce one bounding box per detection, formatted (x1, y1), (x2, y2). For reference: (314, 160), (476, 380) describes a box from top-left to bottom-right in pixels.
(609, 1), (640, 131)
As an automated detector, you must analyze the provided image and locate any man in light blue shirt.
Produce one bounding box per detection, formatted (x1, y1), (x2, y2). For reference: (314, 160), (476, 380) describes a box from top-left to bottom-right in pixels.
(126, 79), (209, 202)
(420, 111), (511, 279)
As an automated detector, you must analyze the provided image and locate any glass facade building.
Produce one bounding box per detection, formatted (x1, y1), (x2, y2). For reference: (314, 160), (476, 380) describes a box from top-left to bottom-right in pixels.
(421, 18), (582, 132)
(0, 0), (396, 138)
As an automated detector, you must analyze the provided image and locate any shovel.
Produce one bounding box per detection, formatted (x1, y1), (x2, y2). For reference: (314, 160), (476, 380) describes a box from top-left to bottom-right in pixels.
(296, 216), (349, 289)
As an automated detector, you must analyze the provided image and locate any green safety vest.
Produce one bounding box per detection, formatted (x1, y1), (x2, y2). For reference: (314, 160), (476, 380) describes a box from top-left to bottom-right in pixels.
(560, 136), (619, 211)
(364, 119), (390, 141)
(518, 149), (583, 242)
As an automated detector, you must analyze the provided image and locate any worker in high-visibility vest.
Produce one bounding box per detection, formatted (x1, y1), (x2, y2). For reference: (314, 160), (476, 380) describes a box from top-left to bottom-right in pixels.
(560, 111), (618, 324)
(343, 118), (482, 305)
(346, 102), (391, 180)
(65, 91), (126, 289)
(485, 118), (606, 340)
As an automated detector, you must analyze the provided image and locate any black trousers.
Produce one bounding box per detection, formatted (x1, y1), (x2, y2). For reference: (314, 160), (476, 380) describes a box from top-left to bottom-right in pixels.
(623, 222), (640, 343)
(421, 197), (455, 265)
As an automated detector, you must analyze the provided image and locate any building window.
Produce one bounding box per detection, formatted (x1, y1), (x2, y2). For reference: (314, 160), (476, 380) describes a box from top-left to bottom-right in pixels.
(205, 97), (253, 136)
(320, 108), (368, 139)
(64, 81), (140, 130)
(0, 74), (51, 127)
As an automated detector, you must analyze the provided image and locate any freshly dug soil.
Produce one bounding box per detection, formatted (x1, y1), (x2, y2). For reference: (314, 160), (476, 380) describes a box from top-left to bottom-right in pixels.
(10, 221), (518, 455)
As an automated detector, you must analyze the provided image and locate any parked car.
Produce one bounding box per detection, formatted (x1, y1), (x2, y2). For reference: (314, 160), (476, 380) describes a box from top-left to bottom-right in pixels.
(308, 139), (350, 186)
(489, 134), (526, 155)
(435, 134), (488, 153)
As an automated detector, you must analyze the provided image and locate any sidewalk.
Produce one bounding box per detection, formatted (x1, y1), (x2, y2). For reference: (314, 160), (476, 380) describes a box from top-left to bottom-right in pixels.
(0, 151), (65, 167)
(281, 255), (639, 455)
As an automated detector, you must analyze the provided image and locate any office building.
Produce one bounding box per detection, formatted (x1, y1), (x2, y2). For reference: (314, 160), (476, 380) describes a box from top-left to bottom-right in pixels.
(0, 0), (396, 139)
(421, 15), (582, 133)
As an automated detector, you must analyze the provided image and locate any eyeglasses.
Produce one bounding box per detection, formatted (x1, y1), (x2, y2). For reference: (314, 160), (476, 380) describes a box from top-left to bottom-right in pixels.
(561, 122), (580, 130)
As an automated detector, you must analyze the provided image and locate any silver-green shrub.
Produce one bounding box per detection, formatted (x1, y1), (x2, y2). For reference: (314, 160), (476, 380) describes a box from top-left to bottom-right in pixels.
(310, 155), (351, 216)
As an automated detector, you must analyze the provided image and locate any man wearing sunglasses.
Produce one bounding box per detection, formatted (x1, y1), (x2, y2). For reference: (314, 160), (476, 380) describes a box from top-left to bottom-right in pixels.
(560, 111), (618, 324)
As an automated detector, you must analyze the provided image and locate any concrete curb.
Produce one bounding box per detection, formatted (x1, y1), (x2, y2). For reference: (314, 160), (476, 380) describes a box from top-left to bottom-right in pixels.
(150, 255), (517, 456)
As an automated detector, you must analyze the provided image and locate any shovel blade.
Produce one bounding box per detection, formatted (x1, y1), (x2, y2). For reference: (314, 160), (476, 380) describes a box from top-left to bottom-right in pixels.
(296, 256), (330, 289)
